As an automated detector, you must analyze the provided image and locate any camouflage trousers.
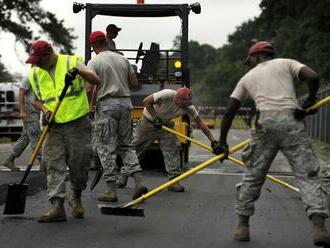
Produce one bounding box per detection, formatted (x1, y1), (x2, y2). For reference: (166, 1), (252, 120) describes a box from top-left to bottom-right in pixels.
(44, 115), (91, 200)
(236, 110), (328, 218)
(12, 113), (41, 158)
(94, 97), (142, 182)
(122, 116), (181, 178)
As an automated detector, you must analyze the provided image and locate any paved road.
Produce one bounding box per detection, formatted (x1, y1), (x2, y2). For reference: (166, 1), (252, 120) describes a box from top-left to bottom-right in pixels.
(0, 128), (328, 248)
(0, 129), (294, 174)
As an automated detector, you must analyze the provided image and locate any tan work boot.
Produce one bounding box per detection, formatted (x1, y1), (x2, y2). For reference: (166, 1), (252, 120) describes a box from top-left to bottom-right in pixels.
(38, 197), (66, 223)
(2, 154), (20, 172)
(116, 174), (129, 188)
(68, 190), (84, 218)
(98, 181), (118, 202)
(132, 172), (148, 200)
(168, 177), (185, 192)
(311, 214), (330, 246)
(234, 215), (250, 241)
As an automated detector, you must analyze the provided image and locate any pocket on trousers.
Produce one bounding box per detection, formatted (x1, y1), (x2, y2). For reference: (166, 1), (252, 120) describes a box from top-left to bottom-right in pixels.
(94, 119), (110, 143)
(241, 142), (256, 168)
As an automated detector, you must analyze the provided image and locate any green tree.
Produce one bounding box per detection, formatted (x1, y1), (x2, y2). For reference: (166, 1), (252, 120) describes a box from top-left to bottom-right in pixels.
(0, 56), (13, 82)
(191, 0), (330, 104)
(0, 0), (77, 81)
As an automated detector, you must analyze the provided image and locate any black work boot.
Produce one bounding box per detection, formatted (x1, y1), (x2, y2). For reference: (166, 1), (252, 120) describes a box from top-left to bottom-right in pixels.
(132, 172), (148, 200)
(2, 154), (20, 172)
(116, 174), (129, 188)
(311, 214), (330, 247)
(98, 181), (118, 202)
(38, 197), (66, 223)
(68, 190), (84, 218)
(234, 215), (250, 241)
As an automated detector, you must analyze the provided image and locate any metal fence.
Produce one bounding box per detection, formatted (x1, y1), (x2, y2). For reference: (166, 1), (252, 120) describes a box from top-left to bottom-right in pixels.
(304, 85), (330, 144)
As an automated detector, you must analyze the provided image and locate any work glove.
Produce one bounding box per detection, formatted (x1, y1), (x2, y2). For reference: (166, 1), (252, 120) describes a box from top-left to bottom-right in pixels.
(302, 96), (318, 115)
(42, 111), (54, 127)
(293, 96), (318, 120)
(163, 120), (175, 128)
(211, 141), (229, 162)
(65, 67), (80, 85)
(153, 118), (163, 129)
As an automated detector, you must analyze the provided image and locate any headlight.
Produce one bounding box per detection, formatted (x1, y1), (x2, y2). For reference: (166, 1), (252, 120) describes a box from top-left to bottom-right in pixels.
(174, 60), (182, 69)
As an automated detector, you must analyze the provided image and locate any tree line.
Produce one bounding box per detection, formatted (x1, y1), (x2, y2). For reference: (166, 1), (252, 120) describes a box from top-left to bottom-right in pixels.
(188, 0), (330, 106)
(1, 0), (329, 108)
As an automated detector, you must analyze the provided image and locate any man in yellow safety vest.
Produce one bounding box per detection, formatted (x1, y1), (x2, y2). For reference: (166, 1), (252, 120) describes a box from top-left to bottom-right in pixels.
(26, 40), (100, 223)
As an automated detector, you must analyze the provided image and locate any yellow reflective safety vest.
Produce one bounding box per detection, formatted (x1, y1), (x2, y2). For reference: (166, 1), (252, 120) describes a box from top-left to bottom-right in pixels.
(29, 54), (89, 123)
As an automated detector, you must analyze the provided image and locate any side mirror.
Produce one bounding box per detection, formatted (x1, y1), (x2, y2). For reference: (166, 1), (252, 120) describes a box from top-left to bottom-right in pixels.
(189, 2), (201, 14)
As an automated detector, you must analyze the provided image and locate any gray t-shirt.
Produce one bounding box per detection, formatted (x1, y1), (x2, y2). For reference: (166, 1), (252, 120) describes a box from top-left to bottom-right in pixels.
(107, 39), (116, 51)
(143, 89), (199, 121)
(87, 50), (134, 100)
(231, 58), (305, 111)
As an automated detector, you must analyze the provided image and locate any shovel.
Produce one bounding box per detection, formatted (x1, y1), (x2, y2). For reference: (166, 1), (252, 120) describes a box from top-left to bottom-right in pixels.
(99, 139), (249, 217)
(3, 76), (74, 215)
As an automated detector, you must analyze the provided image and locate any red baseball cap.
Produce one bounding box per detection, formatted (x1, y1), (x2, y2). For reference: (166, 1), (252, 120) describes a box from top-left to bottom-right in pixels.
(89, 31), (106, 44)
(26, 40), (52, 64)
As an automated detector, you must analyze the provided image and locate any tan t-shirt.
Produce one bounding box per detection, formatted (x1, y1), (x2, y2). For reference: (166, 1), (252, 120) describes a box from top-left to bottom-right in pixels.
(231, 58), (306, 111)
(87, 50), (134, 100)
(143, 89), (199, 121)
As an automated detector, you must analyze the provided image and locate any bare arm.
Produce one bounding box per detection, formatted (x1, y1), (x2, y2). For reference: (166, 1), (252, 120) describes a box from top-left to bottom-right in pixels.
(128, 71), (139, 89)
(78, 67), (101, 86)
(194, 115), (216, 143)
(33, 100), (48, 114)
(143, 95), (158, 119)
(299, 66), (319, 99)
(219, 97), (241, 145)
(19, 88), (28, 119)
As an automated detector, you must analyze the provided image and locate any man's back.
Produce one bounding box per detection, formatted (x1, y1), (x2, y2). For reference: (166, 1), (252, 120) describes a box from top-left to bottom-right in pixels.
(88, 50), (132, 100)
(232, 58), (305, 111)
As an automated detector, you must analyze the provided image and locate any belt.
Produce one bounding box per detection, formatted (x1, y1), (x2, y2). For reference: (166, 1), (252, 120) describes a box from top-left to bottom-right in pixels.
(98, 94), (130, 101)
(259, 109), (294, 119)
(53, 114), (88, 127)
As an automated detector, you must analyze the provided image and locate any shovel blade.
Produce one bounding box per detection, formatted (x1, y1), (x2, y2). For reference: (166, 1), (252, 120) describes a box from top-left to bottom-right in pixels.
(99, 204), (144, 217)
(3, 184), (28, 215)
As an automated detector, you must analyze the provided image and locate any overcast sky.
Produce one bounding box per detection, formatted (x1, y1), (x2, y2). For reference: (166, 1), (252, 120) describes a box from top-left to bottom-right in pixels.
(0, 0), (261, 76)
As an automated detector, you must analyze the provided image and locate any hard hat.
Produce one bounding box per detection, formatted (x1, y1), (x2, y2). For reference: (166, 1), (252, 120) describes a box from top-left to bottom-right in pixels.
(245, 41), (274, 64)
(175, 87), (193, 106)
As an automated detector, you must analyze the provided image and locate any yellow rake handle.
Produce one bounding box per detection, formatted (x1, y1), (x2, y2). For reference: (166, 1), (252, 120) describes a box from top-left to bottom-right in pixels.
(125, 139), (250, 208)
(27, 106), (59, 165)
(306, 95), (330, 112)
(162, 126), (300, 193)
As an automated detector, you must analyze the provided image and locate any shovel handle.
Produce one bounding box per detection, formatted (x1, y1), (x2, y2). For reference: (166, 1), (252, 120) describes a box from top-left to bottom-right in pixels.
(124, 139), (249, 208)
(20, 83), (71, 185)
